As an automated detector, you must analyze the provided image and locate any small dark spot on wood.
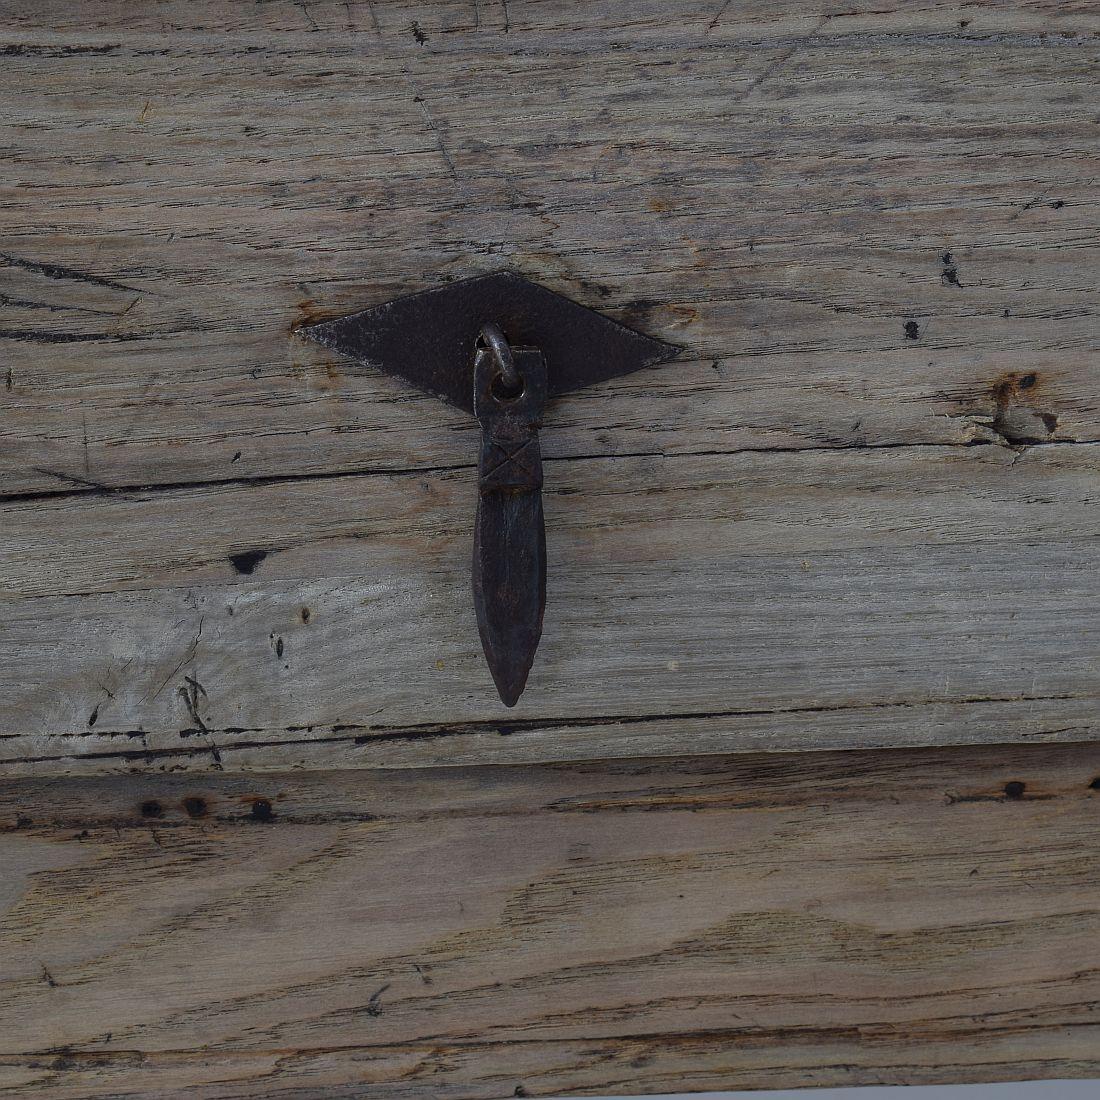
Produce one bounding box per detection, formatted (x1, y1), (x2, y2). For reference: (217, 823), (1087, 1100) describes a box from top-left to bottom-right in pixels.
(577, 278), (613, 300)
(300, 607), (311, 623)
(366, 982), (391, 1016)
(1004, 780), (1026, 800)
(514, 1087), (529, 1098)
(903, 320), (920, 340)
(1051, 199), (1065, 209)
(941, 251), (952, 264)
(1087, 776), (1100, 790)
(249, 798), (275, 822)
(231, 451), (242, 463)
(958, 19), (970, 27)
(230, 549), (268, 575)
(992, 375), (1015, 405)
(620, 298), (657, 326)
(1019, 372), (1037, 389)
(410, 20), (428, 43)
(41, 965), (57, 988)
(4, 368), (12, 391)
(88, 704), (99, 727)
(273, 635), (285, 658)
(15, 814), (32, 829)
(140, 799), (164, 819)
(182, 796), (208, 818)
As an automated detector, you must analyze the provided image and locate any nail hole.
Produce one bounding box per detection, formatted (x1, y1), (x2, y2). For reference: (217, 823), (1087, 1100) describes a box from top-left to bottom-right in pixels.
(1004, 781), (1026, 800)
(182, 796), (208, 819)
(140, 800), (165, 819)
(229, 549), (268, 575)
(1089, 777), (1100, 791)
(250, 798), (275, 822)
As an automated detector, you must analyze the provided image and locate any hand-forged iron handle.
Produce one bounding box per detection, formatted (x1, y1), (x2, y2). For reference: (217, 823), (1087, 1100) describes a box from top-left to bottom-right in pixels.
(472, 341), (547, 706)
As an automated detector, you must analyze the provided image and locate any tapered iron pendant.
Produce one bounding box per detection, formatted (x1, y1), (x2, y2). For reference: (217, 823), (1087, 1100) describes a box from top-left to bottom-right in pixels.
(299, 271), (677, 706)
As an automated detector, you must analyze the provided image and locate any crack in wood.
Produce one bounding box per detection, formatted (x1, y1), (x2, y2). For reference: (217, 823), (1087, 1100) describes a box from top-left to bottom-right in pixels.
(0, 438), (1088, 508)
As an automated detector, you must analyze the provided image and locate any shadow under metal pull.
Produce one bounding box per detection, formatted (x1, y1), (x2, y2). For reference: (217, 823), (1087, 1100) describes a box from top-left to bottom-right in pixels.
(298, 271), (677, 707)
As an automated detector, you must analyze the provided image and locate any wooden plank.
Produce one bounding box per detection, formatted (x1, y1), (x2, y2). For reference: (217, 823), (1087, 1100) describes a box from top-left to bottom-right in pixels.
(2, 0), (1099, 773)
(0, 1), (1097, 498)
(2, 742), (1100, 1097)
(2, 442), (1097, 773)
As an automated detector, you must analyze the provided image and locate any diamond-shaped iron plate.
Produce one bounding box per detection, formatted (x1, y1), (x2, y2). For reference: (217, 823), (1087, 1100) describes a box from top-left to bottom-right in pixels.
(298, 270), (677, 413)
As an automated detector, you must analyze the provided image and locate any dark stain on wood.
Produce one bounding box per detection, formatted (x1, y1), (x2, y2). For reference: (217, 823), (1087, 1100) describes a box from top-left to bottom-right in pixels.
(248, 797), (275, 823)
(991, 370), (1058, 444)
(181, 796), (208, 818)
(229, 549), (269, 575)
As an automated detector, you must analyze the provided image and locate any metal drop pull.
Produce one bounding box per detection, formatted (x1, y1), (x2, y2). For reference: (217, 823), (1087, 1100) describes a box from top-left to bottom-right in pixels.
(471, 324), (547, 704)
(300, 271), (677, 706)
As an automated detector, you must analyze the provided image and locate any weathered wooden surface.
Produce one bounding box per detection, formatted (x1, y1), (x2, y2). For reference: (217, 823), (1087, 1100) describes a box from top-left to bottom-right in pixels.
(2, 0), (1099, 772)
(2, 742), (1100, 1097)
(3, 1), (1100, 496)
(2, 442), (1099, 773)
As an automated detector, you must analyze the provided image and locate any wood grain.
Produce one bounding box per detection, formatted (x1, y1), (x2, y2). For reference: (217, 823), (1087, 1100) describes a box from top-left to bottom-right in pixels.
(2, 0), (1099, 773)
(3, 8), (1098, 1096)
(2, 742), (1100, 1097)
(2, 442), (1098, 772)
(1, 0), (1098, 498)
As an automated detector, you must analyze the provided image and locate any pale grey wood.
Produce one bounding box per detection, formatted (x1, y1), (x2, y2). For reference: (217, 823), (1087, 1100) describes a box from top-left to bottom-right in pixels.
(2, 742), (1100, 1096)
(0, 1), (1097, 497)
(1, 443), (1097, 773)
(1, 0), (1099, 775)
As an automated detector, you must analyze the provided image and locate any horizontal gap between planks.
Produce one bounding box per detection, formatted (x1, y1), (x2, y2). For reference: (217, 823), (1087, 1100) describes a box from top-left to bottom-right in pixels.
(5, 690), (1094, 766)
(1, 437), (1088, 509)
